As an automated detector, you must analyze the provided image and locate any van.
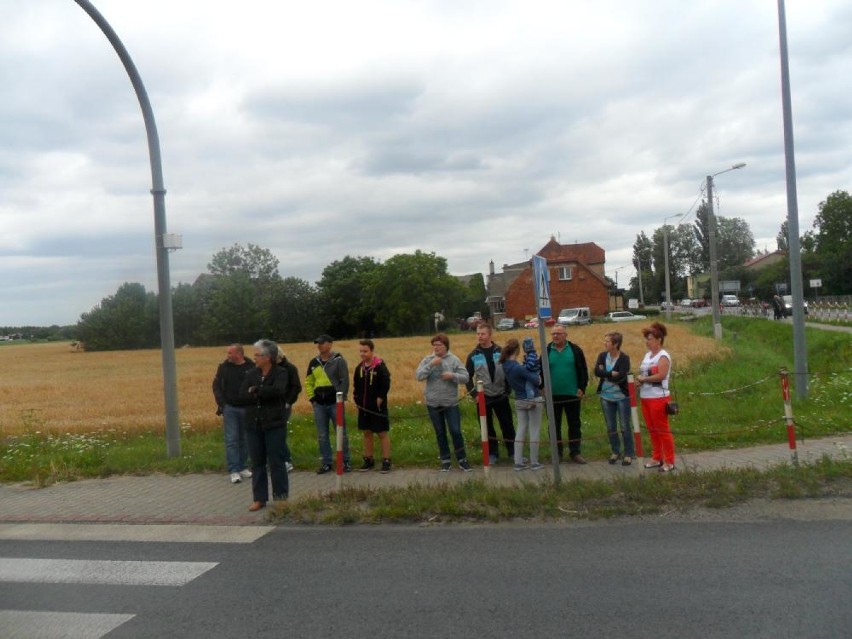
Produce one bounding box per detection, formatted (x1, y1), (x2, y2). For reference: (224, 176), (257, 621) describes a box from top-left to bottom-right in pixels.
(557, 307), (592, 326)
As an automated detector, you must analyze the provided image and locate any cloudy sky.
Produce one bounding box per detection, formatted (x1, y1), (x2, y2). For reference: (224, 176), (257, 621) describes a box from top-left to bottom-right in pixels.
(2, 0), (850, 326)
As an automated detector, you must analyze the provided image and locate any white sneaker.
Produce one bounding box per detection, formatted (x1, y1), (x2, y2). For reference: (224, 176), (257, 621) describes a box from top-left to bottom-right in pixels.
(239, 469), (252, 479)
(285, 462), (294, 473)
(230, 472), (241, 484)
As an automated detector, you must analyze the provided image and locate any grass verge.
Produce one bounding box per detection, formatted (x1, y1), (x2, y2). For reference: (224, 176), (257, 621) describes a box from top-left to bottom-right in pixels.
(267, 456), (852, 525)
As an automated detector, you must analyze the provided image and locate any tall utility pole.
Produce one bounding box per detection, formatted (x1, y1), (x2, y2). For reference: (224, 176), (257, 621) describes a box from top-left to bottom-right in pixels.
(75, 0), (181, 456)
(636, 256), (645, 306)
(706, 163), (746, 340)
(777, 0), (808, 399)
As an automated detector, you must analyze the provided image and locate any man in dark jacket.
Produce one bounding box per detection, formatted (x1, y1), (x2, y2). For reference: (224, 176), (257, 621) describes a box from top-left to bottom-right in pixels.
(212, 344), (255, 484)
(547, 325), (589, 463)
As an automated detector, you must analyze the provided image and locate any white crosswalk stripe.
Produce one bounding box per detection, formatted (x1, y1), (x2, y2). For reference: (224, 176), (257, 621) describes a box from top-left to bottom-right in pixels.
(1, 557), (218, 586)
(0, 610), (135, 639)
(0, 523), (272, 638)
(0, 523), (274, 544)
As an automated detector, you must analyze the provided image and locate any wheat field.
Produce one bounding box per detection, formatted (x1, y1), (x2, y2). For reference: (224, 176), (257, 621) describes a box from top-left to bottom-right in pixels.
(0, 323), (724, 437)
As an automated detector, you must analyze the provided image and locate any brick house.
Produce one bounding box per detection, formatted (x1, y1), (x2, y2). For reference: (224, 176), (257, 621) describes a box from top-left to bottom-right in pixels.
(486, 237), (610, 320)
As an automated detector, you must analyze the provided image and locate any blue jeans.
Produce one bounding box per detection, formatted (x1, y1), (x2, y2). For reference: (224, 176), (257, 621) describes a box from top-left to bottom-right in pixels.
(312, 402), (350, 465)
(222, 405), (249, 473)
(427, 405), (467, 463)
(246, 425), (288, 502)
(601, 397), (634, 457)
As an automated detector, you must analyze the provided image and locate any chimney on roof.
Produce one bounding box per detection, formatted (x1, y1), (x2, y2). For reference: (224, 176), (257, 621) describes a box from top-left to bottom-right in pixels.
(489, 260), (495, 276)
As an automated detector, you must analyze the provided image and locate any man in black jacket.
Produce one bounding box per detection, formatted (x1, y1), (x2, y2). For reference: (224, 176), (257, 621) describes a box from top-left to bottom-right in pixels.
(212, 344), (255, 483)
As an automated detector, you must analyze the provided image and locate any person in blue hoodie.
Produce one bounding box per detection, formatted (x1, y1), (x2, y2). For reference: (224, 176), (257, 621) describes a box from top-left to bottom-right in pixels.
(500, 338), (544, 471)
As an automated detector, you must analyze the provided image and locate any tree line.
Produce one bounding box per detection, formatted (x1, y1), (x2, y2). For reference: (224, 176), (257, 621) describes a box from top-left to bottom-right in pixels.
(75, 245), (488, 351)
(627, 189), (851, 303)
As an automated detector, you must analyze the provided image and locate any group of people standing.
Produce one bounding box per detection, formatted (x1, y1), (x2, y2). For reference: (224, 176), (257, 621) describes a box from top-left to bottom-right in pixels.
(213, 335), (392, 512)
(212, 320), (677, 511)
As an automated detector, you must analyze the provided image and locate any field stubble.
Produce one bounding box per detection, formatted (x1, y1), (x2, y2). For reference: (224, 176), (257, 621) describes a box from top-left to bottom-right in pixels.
(0, 324), (718, 437)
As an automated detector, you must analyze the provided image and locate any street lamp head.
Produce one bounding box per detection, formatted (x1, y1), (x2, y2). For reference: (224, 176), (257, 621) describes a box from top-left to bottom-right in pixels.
(712, 162), (747, 178)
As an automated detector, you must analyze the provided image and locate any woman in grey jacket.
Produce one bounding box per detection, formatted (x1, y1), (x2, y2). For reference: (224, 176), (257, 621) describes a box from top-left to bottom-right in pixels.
(415, 333), (472, 472)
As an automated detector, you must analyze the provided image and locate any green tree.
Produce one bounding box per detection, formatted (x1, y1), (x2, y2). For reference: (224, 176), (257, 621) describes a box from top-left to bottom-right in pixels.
(812, 190), (852, 294)
(630, 232), (654, 301)
(366, 251), (465, 335)
(717, 216), (755, 271)
(172, 283), (204, 346)
(268, 277), (322, 343)
(200, 244), (283, 344)
(317, 256), (381, 338)
(76, 282), (159, 350)
(207, 243), (280, 281)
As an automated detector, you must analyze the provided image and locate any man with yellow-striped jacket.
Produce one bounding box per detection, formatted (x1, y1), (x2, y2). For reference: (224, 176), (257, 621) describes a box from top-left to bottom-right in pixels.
(306, 334), (352, 474)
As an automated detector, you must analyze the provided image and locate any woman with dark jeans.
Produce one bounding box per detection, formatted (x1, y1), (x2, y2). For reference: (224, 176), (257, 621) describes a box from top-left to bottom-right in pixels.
(593, 331), (634, 465)
(240, 339), (290, 511)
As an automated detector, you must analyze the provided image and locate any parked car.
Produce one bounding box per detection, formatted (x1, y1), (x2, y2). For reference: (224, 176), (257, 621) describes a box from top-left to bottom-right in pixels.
(607, 311), (647, 322)
(781, 295), (808, 316)
(721, 294), (740, 307)
(691, 298), (710, 308)
(557, 307), (592, 326)
(496, 317), (518, 330)
(680, 298), (693, 307)
(524, 316), (556, 328)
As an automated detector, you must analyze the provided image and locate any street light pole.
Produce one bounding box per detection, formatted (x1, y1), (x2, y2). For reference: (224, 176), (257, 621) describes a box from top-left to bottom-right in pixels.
(777, 0), (808, 399)
(74, 0), (181, 457)
(707, 163), (746, 340)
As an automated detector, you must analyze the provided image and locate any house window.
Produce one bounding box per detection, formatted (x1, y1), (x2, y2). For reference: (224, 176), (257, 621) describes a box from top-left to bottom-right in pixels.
(557, 266), (573, 281)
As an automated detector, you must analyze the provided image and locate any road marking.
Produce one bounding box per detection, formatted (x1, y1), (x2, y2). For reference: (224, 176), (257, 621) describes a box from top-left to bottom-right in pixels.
(0, 558), (217, 586)
(0, 523), (274, 544)
(0, 610), (134, 639)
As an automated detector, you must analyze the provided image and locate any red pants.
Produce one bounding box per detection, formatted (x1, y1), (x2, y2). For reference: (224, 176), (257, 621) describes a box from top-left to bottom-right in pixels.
(641, 397), (675, 465)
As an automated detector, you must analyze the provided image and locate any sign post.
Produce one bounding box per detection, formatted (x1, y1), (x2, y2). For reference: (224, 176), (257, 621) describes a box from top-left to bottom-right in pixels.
(532, 256), (560, 484)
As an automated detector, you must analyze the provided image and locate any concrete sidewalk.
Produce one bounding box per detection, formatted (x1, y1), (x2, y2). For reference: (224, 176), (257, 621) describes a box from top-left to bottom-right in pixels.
(1, 434), (849, 526)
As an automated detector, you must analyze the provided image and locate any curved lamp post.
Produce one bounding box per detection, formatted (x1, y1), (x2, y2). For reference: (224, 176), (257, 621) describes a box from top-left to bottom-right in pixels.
(706, 162), (746, 340)
(74, 0), (181, 457)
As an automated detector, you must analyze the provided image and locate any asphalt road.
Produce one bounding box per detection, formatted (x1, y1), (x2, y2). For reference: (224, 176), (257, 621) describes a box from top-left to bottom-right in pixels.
(2, 517), (850, 638)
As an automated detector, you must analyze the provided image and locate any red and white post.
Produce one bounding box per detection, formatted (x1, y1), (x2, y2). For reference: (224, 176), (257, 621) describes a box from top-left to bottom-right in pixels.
(779, 369), (799, 467)
(477, 380), (490, 475)
(335, 391), (345, 489)
(627, 374), (644, 459)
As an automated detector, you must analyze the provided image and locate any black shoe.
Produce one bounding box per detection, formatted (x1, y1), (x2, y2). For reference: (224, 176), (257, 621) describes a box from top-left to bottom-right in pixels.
(380, 458), (392, 474)
(316, 463), (333, 475)
(343, 462), (353, 473)
(359, 457), (375, 471)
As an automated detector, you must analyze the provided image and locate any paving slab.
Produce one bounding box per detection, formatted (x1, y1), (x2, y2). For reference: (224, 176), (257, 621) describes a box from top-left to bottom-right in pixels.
(0, 434), (848, 526)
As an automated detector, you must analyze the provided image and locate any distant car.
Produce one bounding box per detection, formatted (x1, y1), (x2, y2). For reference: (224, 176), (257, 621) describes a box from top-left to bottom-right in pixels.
(721, 295), (740, 307)
(496, 317), (518, 330)
(607, 311), (647, 322)
(524, 316), (556, 328)
(691, 299), (710, 308)
(781, 295), (808, 316)
(680, 299), (693, 307)
(557, 307), (592, 326)
(660, 301), (675, 310)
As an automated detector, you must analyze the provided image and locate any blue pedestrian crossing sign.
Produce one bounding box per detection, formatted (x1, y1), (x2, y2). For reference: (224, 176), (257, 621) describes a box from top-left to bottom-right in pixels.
(532, 255), (552, 318)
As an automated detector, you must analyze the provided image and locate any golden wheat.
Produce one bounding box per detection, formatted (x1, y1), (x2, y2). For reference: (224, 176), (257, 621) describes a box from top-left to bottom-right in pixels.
(0, 324), (724, 437)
